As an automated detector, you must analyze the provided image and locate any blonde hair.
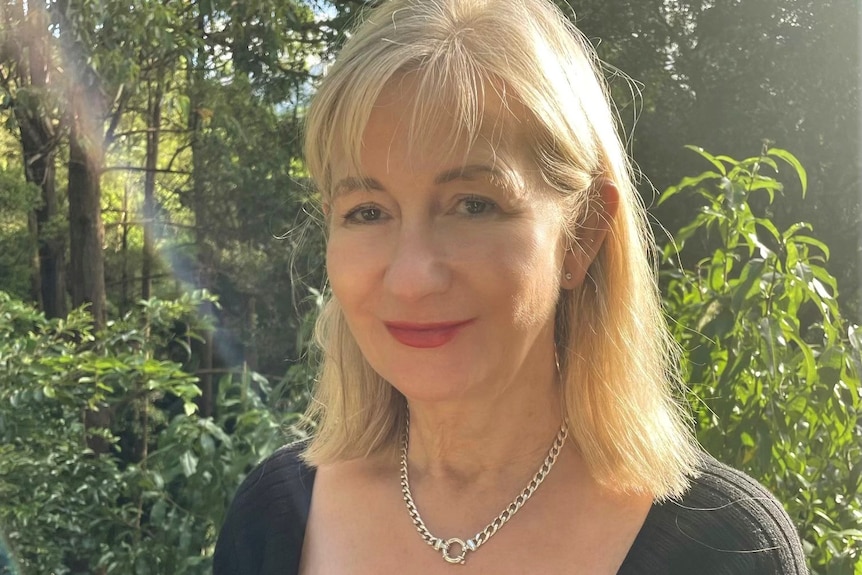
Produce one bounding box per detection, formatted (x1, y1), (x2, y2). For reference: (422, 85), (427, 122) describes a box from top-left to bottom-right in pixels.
(301, 0), (700, 498)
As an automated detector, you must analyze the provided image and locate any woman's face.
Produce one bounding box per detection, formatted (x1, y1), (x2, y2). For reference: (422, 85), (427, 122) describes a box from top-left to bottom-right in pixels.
(326, 84), (570, 403)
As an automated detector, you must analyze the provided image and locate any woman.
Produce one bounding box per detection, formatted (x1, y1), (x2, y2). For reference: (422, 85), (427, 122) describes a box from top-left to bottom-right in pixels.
(214, 0), (806, 573)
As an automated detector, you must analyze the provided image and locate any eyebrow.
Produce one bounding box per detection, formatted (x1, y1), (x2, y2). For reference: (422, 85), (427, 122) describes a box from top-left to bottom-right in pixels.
(332, 176), (384, 195)
(435, 164), (509, 185)
(332, 164), (520, 196)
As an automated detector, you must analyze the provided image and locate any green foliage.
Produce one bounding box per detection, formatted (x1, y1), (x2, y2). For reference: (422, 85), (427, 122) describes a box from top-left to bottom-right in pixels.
(0, 0), (858, 567)
(0, 162), (40, 301)
(0, 292), (303, 574)
(1, 145), (859, 572)
(660, 147), (862, 574)
(563, 0), (861, 320)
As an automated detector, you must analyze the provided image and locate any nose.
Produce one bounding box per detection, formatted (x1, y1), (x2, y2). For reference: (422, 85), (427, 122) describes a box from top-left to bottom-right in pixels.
(383, 224), (452, 302)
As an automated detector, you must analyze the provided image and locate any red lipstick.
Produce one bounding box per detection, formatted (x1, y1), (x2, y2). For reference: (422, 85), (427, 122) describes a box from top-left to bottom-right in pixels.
(384, 320), (474, 349)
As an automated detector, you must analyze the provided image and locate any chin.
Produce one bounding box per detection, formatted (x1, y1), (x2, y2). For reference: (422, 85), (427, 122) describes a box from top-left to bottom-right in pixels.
(379, 363), (484, 404)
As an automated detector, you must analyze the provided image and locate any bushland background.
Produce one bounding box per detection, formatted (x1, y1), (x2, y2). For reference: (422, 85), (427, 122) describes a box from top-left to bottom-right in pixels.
(0, 1), (859, 573)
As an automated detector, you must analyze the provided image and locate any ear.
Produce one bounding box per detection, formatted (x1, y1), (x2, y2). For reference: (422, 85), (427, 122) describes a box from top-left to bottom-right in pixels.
(561, 180), (620, 290)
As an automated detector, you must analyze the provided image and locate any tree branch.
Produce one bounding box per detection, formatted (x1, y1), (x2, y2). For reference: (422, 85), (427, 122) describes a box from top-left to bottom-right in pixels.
(103, 165), (192, 175)
(104, 84), (132, 145)
(112, 128), (190, 139)
(165, 142), (193, 172)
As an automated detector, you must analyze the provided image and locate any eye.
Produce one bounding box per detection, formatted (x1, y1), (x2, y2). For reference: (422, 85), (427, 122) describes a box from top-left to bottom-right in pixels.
(456, 196), (497, 217)
(343, 204), (386, 224)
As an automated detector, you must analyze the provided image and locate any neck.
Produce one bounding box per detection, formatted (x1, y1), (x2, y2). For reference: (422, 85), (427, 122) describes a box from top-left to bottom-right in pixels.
(404, 363), (563, 486)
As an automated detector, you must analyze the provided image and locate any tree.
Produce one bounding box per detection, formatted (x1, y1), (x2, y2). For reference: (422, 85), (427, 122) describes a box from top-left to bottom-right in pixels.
(0, 0), (66, 318)
(560, 0), (861, 320)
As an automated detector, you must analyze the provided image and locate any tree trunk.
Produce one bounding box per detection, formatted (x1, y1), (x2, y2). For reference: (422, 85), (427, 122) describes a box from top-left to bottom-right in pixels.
(69, 113), (111, 458)
(20, 118), (64, 319)
(189, 29), (215, 417)
(120, 184), (129, 314)
(67, 114), (107, 330)
(27, 213), (43, 310)
(141, 82), (162, 301)
(244, 294), (259, 372)
(33, 153), (66, 318)
(16, 0), (66, 318)
(191, 142), (215, 418)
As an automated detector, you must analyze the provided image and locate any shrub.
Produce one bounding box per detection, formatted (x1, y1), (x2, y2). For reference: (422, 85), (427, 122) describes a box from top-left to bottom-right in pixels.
(660, 147), (862, 574)
(0, 292), (302, 574)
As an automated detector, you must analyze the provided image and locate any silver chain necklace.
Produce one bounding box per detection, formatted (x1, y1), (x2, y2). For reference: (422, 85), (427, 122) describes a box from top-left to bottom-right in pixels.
(399, 413), (568, 565)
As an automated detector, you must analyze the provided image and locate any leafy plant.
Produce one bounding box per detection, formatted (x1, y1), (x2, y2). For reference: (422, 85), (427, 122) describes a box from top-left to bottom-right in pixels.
(660, 146), (862, 574)
(0, 292), (304, 574)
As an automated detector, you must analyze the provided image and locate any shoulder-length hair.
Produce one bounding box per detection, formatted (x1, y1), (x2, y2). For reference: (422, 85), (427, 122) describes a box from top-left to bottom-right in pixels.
(301, 0), (700, 498)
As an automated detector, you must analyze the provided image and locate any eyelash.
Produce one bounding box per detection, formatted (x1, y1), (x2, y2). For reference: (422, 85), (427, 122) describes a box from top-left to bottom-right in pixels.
(340, 195), (499, 225)
(342, 203), (386, 224)
(456, 195), (498, 217)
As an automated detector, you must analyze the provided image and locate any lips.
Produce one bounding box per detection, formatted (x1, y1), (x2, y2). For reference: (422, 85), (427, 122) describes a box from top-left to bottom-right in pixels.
(384, 320), (474, 349)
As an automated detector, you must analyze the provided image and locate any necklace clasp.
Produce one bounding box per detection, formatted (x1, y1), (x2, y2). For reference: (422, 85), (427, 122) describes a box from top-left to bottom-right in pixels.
(440, 538), (468, 564)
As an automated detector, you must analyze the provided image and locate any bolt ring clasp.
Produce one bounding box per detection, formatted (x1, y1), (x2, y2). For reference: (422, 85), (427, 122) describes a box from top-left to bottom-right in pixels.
(440, 537), (469, 564)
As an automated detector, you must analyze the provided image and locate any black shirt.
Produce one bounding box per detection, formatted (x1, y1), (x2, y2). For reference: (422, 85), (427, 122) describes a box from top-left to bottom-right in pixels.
(214, 443), (807, 574)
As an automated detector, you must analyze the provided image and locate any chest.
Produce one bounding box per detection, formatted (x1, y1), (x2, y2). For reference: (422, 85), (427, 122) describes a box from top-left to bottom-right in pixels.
(298, 475), (647, 575)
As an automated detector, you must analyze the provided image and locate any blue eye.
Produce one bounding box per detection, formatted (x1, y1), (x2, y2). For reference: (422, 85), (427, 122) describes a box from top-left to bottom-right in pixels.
(457, 196), (497, 216)
(344, 205), (385, 223)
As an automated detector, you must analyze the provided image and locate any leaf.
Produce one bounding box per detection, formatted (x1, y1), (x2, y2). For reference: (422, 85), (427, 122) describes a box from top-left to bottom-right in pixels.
(753, 156), (779, 173)
(701, 308), (736, 341)
(848, 325), (862, 380)
(730, 259), (766, 313)
(685, 145), (727, 176)
(658, 171), (723, 205)
(758, 317), (783, 377)
(714, 154), (742, 168)
(782, 221), (813, 241)
(767, 148), (808, 198)
(708, 250), (731, 293)
(200, 432), (215, 455)
(202, 418), (233, 446)
(782, 327), (817, 385)
(792, 234), (831, 260)
(179, 451), (198, 477)
(746, 177), (783, 203)
(151, 499), (167, 524)
(744, 232), (773, 259)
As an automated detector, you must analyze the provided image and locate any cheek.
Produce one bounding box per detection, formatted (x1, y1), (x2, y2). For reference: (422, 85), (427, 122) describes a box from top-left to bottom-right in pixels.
(325, 233), (378, 305)
(484, 224), (563, 328)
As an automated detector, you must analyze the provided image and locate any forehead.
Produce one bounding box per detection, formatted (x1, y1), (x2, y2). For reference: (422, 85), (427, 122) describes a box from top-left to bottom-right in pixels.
(329, 73), (535, 185)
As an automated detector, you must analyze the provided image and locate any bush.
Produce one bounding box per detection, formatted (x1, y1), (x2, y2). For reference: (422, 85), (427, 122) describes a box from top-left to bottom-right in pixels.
(660, 147), (862, 574)
(0, 293), (303, 574)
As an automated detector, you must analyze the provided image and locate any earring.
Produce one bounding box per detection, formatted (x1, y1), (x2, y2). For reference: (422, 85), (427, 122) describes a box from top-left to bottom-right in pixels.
(564, 271), (573, 281)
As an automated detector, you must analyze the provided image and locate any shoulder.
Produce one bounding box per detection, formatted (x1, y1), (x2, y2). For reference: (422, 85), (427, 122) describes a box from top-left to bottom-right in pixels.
(620, 453), (807, 575)
(230, 440), (316, 506)
(213, 440), (316, 575)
